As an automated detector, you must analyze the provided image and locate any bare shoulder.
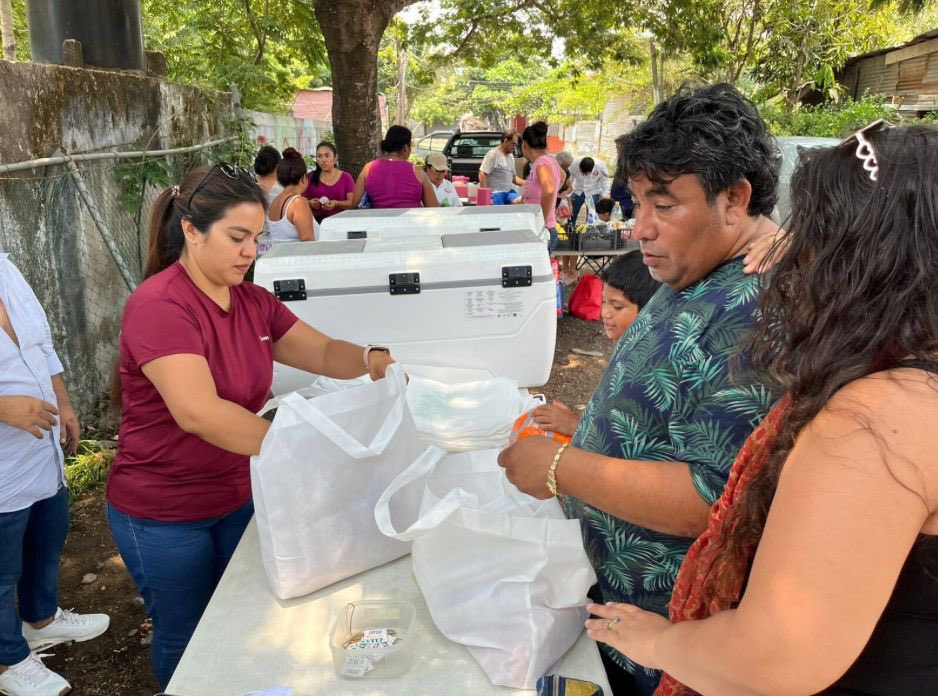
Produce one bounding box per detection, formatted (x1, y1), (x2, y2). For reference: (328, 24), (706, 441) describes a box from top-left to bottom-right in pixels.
(809, 369), (938, 510)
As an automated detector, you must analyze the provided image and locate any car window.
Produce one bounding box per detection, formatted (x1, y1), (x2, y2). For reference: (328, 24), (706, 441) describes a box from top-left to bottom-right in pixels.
(416, 136), (432, 150)
(451, 135), (502, 158)
(430, 136), (449, 151)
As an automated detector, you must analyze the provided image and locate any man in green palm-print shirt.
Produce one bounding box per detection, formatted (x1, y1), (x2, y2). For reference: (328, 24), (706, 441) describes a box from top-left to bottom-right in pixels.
(499, 84), (782, 695)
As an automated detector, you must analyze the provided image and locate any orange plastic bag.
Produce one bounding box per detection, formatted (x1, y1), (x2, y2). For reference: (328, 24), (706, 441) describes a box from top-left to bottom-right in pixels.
(509, 409), (572, 445)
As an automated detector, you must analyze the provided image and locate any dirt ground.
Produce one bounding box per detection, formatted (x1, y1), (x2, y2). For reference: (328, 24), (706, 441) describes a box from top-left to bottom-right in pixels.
(49, 310), (612, 695)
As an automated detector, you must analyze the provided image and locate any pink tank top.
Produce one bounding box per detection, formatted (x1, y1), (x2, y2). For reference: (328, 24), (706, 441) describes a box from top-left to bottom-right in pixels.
(365, 159), (424, 208)
(522, 155), (562, 228)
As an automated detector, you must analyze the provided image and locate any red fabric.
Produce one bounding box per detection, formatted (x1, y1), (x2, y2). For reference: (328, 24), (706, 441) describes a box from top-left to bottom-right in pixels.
(655, 398), (790, 696)
(568, 274), (603, 321)
(108, 264), (298, 522)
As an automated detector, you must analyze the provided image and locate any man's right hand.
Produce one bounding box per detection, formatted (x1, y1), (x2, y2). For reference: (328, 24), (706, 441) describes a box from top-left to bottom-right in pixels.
(0, 396), (59, 439)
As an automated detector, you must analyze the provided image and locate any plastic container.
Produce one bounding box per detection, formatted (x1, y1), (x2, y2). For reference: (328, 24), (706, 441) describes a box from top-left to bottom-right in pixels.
(476, 187), (492, 206)
(330, 600), (416, 679)
(318, 205), (545, 241)
(255, 228), (557, 394)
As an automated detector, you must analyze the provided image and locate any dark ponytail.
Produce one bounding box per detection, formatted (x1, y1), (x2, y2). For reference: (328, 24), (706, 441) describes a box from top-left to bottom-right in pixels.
(380, 125), (412, 155)
(522, 121), (549, 150)
(310, 141), (338, 186)
(143, 163), (266, 280)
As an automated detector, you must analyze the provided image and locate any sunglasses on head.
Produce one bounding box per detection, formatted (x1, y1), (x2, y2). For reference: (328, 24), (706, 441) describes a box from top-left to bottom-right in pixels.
(186, 162), (256, 209)
(839, 120), (888, 182)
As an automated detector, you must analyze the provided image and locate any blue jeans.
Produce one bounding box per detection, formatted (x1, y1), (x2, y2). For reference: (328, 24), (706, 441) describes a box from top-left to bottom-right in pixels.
(0, 486), (69, 666)
(491, 190), (520, 205)
(107, 500), (254, 688)
(571, 192), (601, 225)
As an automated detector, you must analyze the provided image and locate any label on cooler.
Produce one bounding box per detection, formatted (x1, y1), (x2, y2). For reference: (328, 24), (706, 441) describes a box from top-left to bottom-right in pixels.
(463, 289), (524, 320)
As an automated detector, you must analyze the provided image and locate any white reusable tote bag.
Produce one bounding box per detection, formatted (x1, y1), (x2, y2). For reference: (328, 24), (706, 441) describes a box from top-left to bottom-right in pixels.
(374, 446), (596, 688)
(251, 364), (425, 599)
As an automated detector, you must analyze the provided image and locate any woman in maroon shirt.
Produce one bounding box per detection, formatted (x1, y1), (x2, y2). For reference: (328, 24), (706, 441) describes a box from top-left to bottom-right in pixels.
(107, 163), (394, 689)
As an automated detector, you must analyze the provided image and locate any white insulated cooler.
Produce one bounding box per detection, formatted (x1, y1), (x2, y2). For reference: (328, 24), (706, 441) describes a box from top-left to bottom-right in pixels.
(254, 229), (557, 394)
(317, 205), (546, 241)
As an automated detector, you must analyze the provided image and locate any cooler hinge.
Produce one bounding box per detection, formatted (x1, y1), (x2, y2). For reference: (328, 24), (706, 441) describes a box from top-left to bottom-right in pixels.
(389, 272), (420, 295)
(501, 265), (532, 288)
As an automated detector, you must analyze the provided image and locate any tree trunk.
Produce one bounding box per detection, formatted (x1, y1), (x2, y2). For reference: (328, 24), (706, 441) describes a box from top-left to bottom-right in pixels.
(395, 38), (408, 126)
(649, 38), (663, 105)
(0, 0), (15, 61)
(313, 0), (416, 178)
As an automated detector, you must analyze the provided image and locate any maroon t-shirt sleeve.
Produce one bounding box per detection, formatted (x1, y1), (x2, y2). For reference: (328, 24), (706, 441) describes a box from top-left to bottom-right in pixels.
(258, 286), (299, 341)
(123, 296), (205, 367)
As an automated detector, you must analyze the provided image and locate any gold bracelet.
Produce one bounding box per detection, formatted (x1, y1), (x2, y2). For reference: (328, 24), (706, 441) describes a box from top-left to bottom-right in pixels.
(546, 442), (569, 497)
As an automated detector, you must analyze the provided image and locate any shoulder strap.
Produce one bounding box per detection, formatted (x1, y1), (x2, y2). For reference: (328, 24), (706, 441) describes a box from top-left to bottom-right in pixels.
(279, 194), (300, 218)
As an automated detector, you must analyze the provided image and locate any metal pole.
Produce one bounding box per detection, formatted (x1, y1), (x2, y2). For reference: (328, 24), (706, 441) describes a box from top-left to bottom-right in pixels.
(0, 136), (238, 175)
(63, 156), (138, 292)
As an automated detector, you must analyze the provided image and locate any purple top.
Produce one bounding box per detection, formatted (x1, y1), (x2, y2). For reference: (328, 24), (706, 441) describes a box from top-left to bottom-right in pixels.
(522, 155), (563, 228)
(301, 170), (356, 219)
(365, 159), (424, 208)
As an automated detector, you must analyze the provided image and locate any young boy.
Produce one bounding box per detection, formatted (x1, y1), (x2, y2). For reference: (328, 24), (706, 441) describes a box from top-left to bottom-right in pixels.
(595, 197), (615, 222)
(533, 252), (660, 436)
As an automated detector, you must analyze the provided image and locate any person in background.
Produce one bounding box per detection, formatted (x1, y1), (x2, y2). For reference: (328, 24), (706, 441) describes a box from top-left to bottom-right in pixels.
(0, 255), (110, 696)
(533, 251), (660, 437)
(302, 141), (356, 224)
(498, 83), (781, 695)
(556, 151), (574, 200)
(570, 156), (611, 224)
(107, 163), (396, 689)
(424, 152), (462, 207)
(267, 148), (315, 243)
(520, 121), (563, 249)
(352, 125), (437, 209)
(595, 197), (615, 222)
(253, 145), (282, 206)
(479, 130), (525, 205)
(589, 124), (938, 696)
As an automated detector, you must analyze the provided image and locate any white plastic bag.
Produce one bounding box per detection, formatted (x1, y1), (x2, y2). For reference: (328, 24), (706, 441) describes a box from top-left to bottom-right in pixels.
(251, 364), (425, 599)
(374, 446), (596, 688)
(405, 375), (542, 452)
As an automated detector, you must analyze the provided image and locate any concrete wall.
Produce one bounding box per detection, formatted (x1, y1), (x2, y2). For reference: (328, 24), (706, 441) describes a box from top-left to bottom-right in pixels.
(247, 110), (329, 157)
(0, 60), (237, 424)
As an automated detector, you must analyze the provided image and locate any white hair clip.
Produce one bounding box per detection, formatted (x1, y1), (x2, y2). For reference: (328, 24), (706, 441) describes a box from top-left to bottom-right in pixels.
(171, 185), (181, 198)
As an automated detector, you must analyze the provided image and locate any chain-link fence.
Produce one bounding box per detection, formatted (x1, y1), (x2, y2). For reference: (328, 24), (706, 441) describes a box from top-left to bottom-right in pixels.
(0, 137), (243, 430)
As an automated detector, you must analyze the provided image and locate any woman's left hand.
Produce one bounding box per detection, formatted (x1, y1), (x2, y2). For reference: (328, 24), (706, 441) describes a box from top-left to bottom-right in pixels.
(367, 350), (395, 380)
(323, 199), (336, 210)
(585, 602), (670, 671)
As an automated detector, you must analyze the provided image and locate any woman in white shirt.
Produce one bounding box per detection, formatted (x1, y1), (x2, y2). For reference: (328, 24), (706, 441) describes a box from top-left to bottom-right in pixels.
(424, 152), (463, 207)
(267, 148), (315, 242)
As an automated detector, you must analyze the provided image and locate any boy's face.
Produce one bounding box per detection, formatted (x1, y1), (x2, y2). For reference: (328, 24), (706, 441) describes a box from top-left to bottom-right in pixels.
(601, 284), (639, 342)
(597, 212), (611, 222)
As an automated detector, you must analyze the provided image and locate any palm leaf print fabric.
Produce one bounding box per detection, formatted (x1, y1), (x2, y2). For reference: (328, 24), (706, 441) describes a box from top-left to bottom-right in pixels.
(565, 259), (776, 682)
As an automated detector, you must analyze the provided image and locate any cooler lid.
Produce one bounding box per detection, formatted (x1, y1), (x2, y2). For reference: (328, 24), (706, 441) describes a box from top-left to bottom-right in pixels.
(262, 240), (365, 257)
(364, 236), (443, 252)
(455, 204), (540, 217)
(329, 208), (412, 219)
(441, 229), (540, 248)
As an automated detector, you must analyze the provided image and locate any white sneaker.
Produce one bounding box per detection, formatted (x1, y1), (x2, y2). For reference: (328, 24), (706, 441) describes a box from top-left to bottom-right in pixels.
(21, 608), (110, 651)
(0, 653), (70, 696)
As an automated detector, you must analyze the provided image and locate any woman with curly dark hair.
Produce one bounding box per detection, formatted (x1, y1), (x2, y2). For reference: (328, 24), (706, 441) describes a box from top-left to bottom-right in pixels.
(586, 123), (938, 694)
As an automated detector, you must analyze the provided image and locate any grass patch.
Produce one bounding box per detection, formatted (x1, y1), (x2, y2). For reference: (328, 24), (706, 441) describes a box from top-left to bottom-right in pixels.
(65, 440), (116, 502)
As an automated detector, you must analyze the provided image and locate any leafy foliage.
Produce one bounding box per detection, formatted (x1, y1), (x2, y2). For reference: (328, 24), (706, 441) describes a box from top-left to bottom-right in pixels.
(761, 94), (937, 137)
(65, 440), (115, 502)
(140, 0), (329, 112)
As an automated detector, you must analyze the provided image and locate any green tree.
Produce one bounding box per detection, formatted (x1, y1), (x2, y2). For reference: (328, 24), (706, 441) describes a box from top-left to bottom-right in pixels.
(141, 0), (328, 113)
